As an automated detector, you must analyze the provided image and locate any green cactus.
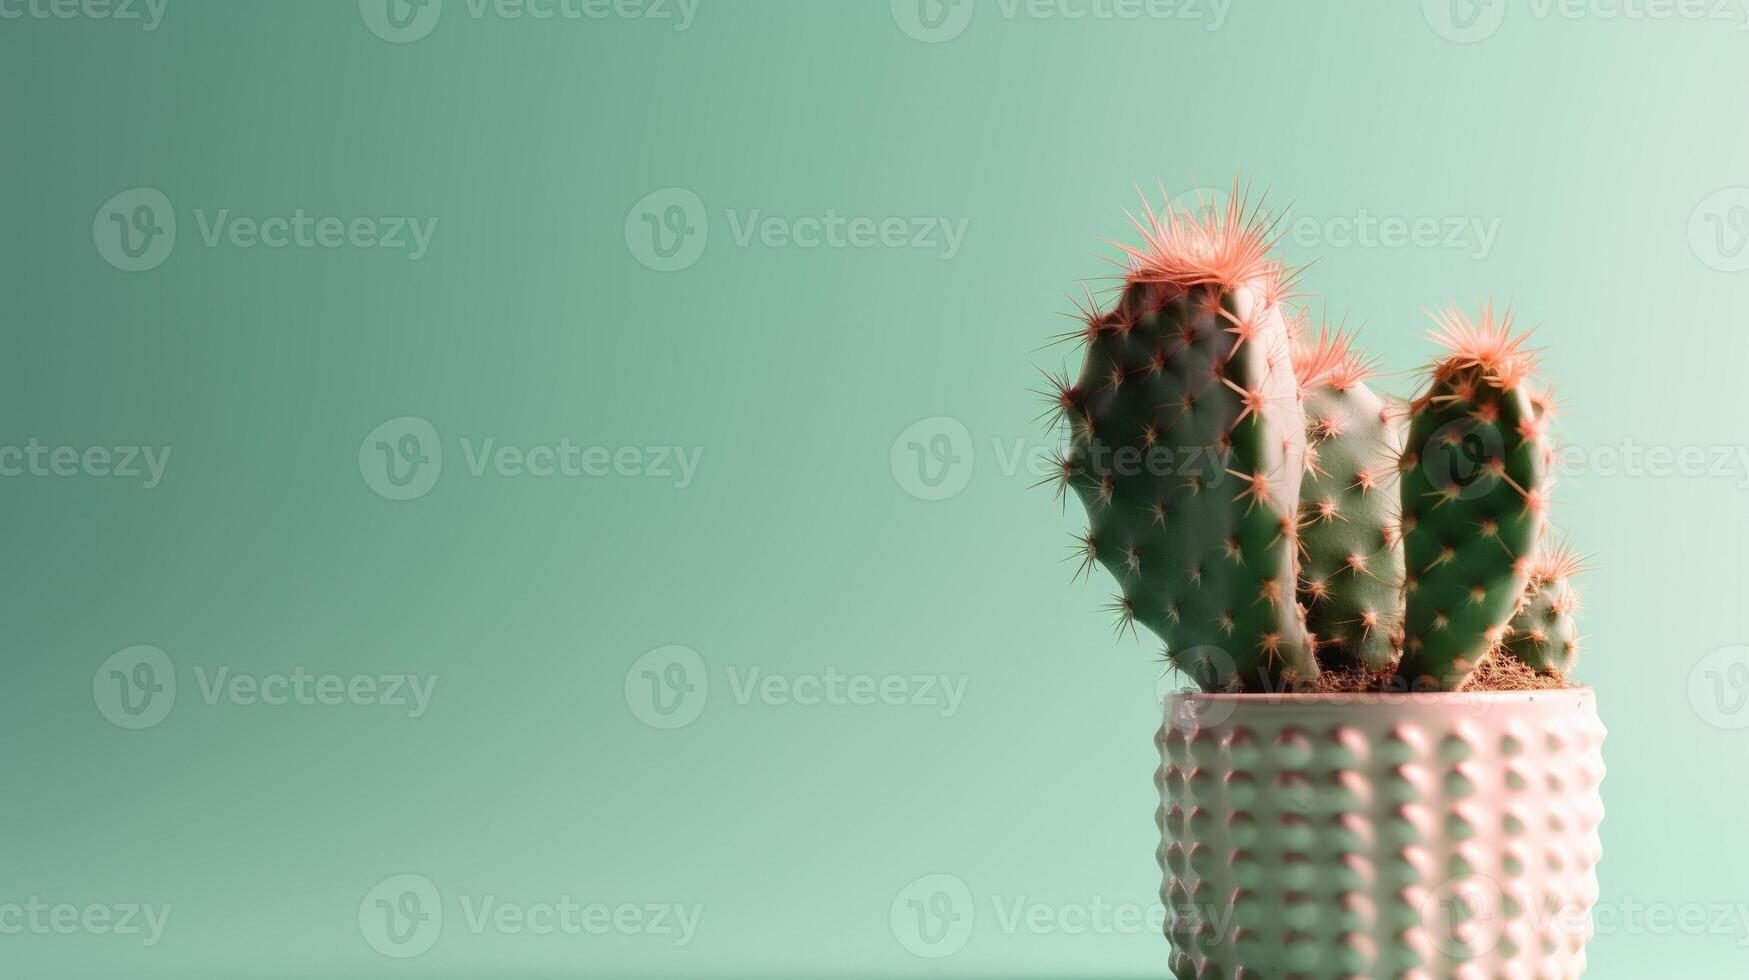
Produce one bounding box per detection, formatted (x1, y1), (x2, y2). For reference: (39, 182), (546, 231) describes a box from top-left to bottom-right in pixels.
(1049, 191), (1315, 692)
(1043, 192), (1581, 693)
(1292, 324), (1405, 673)
(1503, 545), (1583, 676)
(1393, 305), (1551, 691)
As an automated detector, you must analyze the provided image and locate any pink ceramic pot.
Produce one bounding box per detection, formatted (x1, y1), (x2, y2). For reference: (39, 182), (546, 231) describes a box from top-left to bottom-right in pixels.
(1157, 689), (1606, 978)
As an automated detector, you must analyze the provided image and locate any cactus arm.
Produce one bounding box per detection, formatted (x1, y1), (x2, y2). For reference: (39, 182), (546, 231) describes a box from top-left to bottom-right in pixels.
(1503, 545), (1583, 675)
(1057, 191), (1314, 692)
(1292, 329), (1405, 673)
(1394, 305), (1550, 690)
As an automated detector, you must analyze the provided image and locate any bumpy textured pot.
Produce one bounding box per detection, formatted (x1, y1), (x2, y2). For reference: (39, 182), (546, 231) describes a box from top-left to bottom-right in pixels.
(1156, 689), (1606, 979)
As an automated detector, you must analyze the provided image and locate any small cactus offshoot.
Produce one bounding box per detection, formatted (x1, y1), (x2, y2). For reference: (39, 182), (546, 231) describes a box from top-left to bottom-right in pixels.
(1041, 186), (1585, 693)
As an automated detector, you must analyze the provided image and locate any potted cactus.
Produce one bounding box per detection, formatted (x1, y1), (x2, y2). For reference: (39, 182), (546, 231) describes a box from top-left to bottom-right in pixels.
(1042, 187), (1605, 977)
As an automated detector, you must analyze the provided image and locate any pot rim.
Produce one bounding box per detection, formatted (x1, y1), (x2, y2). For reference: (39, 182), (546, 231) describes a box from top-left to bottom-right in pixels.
(1164, 685), (1594, 704)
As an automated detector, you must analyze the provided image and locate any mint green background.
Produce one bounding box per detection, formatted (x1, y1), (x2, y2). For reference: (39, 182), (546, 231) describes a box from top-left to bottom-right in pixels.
(5, 1), (1749, 977)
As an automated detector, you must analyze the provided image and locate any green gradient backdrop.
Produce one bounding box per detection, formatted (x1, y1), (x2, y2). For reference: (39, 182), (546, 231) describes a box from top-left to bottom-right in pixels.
(5, 1), (1749, 976)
